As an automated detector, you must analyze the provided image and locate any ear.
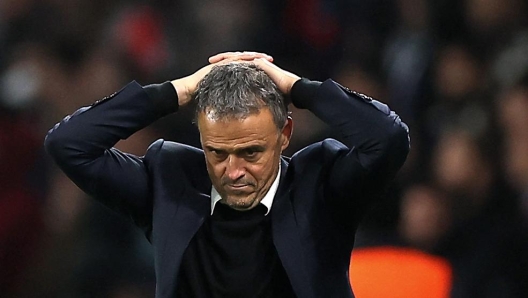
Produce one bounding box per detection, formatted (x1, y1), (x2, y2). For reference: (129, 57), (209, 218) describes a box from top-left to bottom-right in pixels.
(279, 116), (293, 151)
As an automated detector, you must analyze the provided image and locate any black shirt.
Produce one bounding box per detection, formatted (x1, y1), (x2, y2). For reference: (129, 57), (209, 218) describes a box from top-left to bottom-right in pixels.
(176, 202), (296, 297)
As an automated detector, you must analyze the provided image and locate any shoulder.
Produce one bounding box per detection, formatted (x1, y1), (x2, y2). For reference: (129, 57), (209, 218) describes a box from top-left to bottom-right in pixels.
(291, 138), (348, 162)
(145, 139), (205, 167)
(145, 139), (209, 190)
(146, 139), (202, 154)
(288, 138), (348, 174)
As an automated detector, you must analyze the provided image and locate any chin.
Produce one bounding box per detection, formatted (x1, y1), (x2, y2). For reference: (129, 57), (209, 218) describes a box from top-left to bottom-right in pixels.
(225, 196), (257, 210)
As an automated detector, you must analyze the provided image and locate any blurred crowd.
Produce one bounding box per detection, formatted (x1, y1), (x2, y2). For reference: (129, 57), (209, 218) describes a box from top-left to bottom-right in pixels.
(1, 0), (528, 297)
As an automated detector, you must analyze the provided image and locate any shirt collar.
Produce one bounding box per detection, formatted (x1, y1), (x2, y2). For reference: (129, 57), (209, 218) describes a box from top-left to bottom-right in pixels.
(210, 165), (281, 216)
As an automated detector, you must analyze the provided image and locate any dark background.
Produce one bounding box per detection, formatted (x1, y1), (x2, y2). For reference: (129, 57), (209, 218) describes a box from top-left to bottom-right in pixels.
(2, 0), (528, 297)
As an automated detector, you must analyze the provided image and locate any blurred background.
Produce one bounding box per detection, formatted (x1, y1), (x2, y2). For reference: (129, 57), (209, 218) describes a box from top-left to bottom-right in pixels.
(1, 0), (528, 297)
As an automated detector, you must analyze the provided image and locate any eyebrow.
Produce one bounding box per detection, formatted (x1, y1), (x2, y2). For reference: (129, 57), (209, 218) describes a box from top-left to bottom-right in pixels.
(205, 145), (266, 154)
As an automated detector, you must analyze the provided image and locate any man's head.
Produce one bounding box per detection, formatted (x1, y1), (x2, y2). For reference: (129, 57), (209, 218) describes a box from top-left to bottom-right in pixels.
(194, 63), (293, 211)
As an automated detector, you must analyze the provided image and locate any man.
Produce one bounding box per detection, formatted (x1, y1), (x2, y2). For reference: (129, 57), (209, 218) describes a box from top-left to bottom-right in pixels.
(45, 52), (410, 297)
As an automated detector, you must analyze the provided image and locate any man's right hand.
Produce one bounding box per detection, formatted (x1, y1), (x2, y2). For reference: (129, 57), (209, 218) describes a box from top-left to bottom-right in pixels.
(171, 52), (273, 106)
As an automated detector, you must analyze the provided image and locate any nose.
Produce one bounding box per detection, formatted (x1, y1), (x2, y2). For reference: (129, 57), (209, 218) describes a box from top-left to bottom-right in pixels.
(225, 155), (246, 181)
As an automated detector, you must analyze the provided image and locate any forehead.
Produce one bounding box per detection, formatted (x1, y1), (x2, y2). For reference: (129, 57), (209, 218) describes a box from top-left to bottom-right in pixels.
(197, 108), (278, 145)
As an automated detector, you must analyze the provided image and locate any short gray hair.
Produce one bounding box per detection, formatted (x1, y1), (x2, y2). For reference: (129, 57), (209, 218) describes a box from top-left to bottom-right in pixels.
(193, 63), (288, 129)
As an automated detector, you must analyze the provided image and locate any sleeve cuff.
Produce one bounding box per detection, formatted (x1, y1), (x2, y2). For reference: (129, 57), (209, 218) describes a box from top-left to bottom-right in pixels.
(143, 81), (179, 114)
(290, 78), (322, 109)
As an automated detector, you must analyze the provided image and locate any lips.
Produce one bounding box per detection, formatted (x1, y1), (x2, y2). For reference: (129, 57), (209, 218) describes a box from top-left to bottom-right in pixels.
(227, 184), (249, 188)
(225, 184), (252, 192)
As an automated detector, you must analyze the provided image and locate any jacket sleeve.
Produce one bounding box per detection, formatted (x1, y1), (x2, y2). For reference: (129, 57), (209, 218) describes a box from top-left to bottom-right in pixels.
(44, 81), (178, 229)
(290, 79), (410, 225)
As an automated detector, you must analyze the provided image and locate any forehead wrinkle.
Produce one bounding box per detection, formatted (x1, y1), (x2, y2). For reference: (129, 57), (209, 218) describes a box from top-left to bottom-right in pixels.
(199, 108), (280, 149)
(202, 126), (280, 154)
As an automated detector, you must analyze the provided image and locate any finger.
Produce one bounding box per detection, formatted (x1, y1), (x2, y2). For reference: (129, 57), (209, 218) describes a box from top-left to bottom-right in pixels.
(240, 51), (273, 62)
(253, 58), (300, 94)
(252, 58), (281, 82)
(209, 52), (261, 64)
(253, 57), (279, 72)
(214, 56), (249, 66)
(209, 52), (272, 64)
(208, 52), (240, 63)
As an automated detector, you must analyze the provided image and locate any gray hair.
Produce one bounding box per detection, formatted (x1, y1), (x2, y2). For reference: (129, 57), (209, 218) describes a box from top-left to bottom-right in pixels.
(193, 63), (288, 130)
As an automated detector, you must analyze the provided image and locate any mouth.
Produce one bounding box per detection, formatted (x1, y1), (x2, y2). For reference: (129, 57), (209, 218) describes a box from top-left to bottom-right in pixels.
(228, 184), (249, 188)
(225, 184), (253, 192)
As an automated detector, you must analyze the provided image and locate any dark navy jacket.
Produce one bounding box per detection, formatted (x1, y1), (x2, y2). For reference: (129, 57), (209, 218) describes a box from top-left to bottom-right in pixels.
(45, 78), (410, 298)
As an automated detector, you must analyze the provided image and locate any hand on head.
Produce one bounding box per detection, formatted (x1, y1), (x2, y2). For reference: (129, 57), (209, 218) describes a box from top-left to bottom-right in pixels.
(208, 51), (273, 64)
(209, 51), (301, 95)
(172, 51), (300, 107)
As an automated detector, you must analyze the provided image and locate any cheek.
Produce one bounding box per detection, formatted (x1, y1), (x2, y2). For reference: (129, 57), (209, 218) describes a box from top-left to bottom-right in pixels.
(248, 156), (277, 183)
(247, 164), (265, 178)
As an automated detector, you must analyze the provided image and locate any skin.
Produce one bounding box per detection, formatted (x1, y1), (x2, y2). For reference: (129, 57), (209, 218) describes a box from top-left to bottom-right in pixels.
(198, 108), (293, 211)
